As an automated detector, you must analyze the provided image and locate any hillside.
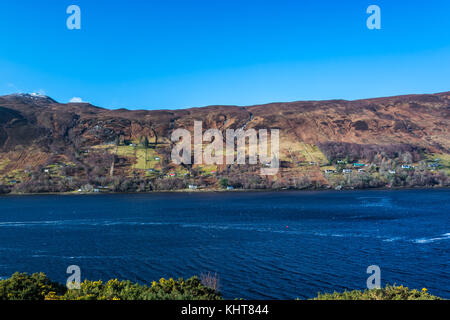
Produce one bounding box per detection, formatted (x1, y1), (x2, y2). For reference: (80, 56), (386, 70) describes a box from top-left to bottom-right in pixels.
(0, 91), (449, 193)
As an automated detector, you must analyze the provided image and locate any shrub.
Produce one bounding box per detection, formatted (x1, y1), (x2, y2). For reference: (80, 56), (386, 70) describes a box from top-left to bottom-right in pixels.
(0, 272), (65, 300)
(1, 274), (444, 300)
(0, 273), (221, 301)
(317, 142), (423, 164)
(200, 272), (221, 292)
(0, 184), (11, 194)
(219, 178), (229, 189)
(142, 276), (222, 300)
(50, 276), (222, 300)
(312, 285), (442, 300)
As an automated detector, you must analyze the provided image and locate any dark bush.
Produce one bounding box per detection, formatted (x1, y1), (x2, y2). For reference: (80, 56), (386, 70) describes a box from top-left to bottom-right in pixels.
(0, 272), (65, 300)
(317, 142), (423, 163)
(0, 184), (11, 194)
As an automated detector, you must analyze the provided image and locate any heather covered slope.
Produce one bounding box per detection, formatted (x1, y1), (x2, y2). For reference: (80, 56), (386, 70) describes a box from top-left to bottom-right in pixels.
(0, 91), (449, 193)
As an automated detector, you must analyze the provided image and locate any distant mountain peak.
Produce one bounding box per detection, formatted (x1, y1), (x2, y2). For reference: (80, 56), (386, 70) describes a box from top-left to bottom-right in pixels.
(8, 93), (57, 104)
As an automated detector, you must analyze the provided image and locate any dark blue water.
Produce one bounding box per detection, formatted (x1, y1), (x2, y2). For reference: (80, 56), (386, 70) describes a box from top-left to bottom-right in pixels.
(0, 189), (448, 299)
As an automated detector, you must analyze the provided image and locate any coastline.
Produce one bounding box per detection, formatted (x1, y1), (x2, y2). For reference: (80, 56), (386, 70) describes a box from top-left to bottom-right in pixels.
(1, 185), (448, 197)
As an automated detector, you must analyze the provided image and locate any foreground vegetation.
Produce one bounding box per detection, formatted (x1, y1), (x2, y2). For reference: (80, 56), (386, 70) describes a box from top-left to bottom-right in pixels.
(0, 273), (443, 300)
(0, 273), (221, 300)
(313, 285), (442, 300)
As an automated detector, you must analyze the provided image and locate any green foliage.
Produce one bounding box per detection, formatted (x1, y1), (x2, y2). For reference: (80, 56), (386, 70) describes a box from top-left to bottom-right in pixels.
(1, 274), (444, 301)
(312, 285), (442, 300)
(219, 178), (229, 189)
(0, 273), (222, 300)
(56, 277), (222, 300)
(0, 272), (65, 300)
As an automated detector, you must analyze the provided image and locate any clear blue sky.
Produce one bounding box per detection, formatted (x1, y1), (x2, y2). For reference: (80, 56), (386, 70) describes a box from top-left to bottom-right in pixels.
(0, 0), (449, 109)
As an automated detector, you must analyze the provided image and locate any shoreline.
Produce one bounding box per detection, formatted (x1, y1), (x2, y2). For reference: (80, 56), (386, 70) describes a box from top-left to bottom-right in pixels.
(1, 185), (448, 197)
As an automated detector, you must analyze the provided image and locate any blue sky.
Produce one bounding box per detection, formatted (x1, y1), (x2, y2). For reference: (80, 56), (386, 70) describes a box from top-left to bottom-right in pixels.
(0, 0), (449, 109)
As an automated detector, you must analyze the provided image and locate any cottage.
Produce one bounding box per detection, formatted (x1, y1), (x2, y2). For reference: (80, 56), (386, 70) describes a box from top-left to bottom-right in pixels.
(79, 184), (94, 192)
(428, 163), (440, 168)
(353, 163), (365, 167)
(226, 186), (234, 190)
(188, 185), (198, 190)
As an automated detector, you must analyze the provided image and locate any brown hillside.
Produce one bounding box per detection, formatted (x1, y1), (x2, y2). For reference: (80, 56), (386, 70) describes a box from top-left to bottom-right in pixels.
(0, 91), (449, 192)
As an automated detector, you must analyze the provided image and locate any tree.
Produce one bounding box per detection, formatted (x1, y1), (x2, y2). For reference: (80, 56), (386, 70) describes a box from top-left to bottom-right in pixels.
(219, 178), (229, 189)
(141, 136), (149, 148)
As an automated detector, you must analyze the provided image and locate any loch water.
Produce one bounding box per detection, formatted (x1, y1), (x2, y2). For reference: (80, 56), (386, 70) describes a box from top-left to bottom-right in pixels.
(0, 189), (448, 299)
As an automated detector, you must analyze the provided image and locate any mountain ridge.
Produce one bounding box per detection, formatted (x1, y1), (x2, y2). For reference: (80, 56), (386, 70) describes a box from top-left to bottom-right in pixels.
(0, 90), (449, 193)
(3, 90), (450, 111)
